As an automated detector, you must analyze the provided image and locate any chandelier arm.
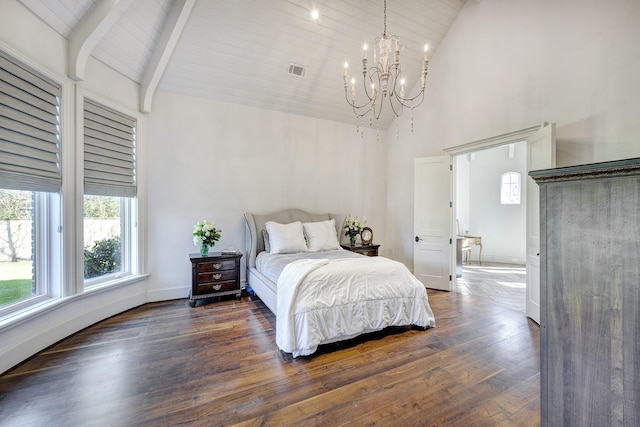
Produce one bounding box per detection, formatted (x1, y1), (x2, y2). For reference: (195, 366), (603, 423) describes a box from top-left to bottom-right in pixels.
(374, 93), (384, 120)
(389, 65), (401, 97)
(362, 75), (373, 100)
(389, 94), (404, 117)
(400, 89), (426, 104)
(345, 86), (376, 114)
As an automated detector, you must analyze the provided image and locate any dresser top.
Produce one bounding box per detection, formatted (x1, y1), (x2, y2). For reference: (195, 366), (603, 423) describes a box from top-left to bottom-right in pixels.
(529, 157), (640, 183)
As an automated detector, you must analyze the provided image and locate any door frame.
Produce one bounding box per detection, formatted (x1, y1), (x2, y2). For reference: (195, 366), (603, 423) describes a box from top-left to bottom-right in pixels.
(442, 122), (550, 306)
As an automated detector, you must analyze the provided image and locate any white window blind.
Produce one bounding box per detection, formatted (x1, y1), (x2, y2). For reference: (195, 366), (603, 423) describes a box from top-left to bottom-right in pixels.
(0, 50), (61, 192)
(83, 99), (136, 197)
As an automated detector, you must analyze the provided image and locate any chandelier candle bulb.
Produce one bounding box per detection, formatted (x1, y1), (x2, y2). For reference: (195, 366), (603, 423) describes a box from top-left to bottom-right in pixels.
(351, 78), (356, 101)
(363, 43), (368, 59)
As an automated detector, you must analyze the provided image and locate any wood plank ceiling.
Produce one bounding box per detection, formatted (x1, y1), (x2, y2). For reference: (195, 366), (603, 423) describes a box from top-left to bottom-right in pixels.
(18, 0), (466, 129)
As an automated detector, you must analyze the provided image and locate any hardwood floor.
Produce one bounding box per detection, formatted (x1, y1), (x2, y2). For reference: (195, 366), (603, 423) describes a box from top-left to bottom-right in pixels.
(0, 290), (540, 427)
(455, 263), (527, 313)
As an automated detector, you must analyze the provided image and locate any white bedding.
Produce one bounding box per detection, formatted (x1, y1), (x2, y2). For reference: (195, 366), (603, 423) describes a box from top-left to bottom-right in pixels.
(256, 249), (361, 283)
(274, 255), (436, 357)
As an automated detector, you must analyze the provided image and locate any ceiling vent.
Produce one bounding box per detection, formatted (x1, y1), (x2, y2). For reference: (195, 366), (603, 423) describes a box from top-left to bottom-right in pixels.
(288, 63), (306, 78)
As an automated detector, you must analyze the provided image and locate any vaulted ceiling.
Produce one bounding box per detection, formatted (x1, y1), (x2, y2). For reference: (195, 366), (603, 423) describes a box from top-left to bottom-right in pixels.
(19, 0), (466, 129)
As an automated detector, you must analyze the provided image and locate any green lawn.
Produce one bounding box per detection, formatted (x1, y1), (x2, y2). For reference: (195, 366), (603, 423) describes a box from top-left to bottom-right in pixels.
(0, 261), (34, 305)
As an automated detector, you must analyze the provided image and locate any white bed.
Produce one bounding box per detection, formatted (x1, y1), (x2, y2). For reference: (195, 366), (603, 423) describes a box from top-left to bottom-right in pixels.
(244, 209), (435, 357)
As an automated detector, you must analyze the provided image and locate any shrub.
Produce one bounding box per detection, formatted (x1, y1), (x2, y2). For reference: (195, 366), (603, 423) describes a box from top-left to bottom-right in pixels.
(84, 236), (121, 279)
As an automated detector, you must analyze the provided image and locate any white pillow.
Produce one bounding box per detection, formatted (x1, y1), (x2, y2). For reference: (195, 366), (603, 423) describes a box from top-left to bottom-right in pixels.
(303, 219), (341, 252)
(264, 221), (307, 254)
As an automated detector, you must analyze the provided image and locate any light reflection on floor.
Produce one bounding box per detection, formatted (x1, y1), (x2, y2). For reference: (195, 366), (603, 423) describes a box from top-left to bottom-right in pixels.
(455, 262), (526, 312)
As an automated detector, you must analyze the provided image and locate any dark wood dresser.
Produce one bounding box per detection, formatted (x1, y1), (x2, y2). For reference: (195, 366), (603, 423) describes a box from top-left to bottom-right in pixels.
(189, 252), (242, 307)
(530, 158), (640, 426)
(340, 244), (380, 257)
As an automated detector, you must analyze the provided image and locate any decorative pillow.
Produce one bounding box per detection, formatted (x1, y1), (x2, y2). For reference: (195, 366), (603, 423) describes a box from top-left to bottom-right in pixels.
(264, 221), (307, 254)
(262, 229), (271, 253)
(303, 219), (341, 252)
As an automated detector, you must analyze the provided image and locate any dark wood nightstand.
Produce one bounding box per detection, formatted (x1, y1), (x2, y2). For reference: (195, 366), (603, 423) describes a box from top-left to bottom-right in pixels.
(189, 252), (242, 307)
(341, 244), (380, 257)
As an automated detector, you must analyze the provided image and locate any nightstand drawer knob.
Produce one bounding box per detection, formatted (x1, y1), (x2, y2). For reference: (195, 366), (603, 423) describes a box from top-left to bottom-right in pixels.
(213, 284), (221, 291)
(213, 273), (222, 280)
(213, 263), (222, 269)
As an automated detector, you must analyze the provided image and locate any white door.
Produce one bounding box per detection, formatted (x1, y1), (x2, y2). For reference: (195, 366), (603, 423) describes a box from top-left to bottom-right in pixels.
(414, 156), (452, 291)
(526, 123), (556, 323)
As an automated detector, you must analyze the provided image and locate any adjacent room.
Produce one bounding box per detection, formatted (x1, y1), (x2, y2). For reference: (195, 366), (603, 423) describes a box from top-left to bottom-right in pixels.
(1, 0), (639, 425)
(455, 142), (527, 313)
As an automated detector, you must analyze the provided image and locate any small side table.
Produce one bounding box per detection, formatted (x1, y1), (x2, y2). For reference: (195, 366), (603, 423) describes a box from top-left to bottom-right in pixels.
(340, 244), (380, 257)
(460, 235), (482, 264)
(189, 252), (242, 307)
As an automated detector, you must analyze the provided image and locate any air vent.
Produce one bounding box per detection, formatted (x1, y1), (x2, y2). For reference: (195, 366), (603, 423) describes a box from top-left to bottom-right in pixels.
(288, 63), (306, 78)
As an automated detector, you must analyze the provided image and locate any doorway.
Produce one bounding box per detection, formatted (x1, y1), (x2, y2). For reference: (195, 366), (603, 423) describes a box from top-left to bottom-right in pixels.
(454, 143), (527, 312)
(432, 122), (556, 323)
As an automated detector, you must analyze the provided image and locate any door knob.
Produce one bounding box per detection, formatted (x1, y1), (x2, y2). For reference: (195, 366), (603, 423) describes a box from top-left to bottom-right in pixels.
(415, 236), (423, 242)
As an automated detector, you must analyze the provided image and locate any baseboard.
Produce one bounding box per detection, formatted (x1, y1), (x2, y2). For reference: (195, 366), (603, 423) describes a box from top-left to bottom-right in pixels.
(146, 286), (189, 302)
(146, 280), (248, 303)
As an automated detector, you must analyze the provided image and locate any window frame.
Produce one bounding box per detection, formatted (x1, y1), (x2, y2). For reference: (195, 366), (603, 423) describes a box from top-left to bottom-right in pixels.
(500, 171), (521, 205)
(76, 91), (143, 292)
(0, 46), (67, 318)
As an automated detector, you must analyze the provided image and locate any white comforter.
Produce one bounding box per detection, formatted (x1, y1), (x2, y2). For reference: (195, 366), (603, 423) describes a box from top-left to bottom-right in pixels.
(275, 256), (436, 357)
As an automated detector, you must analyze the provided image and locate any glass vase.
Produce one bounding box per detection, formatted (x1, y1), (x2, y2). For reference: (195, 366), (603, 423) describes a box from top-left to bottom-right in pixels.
(200, 243), (209, 257)
(349, 234), (357, 246)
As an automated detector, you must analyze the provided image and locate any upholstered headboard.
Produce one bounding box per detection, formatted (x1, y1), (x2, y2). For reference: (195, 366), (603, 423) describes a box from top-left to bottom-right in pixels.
(244, 209), (347, 268)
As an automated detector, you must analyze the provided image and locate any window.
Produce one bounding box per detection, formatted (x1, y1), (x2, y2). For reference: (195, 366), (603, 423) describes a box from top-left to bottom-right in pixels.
(0, 190), (35, 306)
(0, 50), (62, 313)
(83, 195), (122, 280)
(82, 98), (137, 286)
(500, 172), (521, 205)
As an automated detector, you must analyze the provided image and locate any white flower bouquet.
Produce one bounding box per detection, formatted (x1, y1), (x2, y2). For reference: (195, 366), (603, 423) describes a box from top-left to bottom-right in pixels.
(344, 215), (364, 245)
(193, 220), (221, 256)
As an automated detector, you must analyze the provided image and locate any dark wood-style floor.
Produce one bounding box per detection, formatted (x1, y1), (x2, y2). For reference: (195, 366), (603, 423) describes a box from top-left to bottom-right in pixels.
(0, 290), (540, 427)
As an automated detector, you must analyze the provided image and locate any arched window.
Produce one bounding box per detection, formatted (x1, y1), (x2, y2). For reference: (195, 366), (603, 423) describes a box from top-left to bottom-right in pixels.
(500, 172), (521, 204)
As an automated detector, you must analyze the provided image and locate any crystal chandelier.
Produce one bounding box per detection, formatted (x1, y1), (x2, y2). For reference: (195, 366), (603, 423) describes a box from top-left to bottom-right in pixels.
(343, 0), (428, 134)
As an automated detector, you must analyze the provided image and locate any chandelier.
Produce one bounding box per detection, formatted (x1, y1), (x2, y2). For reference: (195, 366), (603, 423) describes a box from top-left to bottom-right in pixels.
(343, 0), (428, 134)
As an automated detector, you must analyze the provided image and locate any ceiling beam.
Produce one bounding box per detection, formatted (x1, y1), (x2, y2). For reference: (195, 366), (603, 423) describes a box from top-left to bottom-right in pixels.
(140, 0), (196, 113)
(67, 0), (134, 81)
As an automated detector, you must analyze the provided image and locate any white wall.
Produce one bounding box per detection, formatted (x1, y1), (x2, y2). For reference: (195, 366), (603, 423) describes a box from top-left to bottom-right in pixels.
(386, 0), (640, 270)
(145, 91), (388, 300)
(458, 143), (527, 264)
(455, 155), (470, 235)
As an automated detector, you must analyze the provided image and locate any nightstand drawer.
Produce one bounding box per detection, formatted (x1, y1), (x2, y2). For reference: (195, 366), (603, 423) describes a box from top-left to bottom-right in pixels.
(197, 280), (237, 294)
(198, 259), (236, 272)
(340, 244), (380, 257)
(197, 269), (236, 283)
(189, 252), (243, 307)
(356, 247), (378, 257)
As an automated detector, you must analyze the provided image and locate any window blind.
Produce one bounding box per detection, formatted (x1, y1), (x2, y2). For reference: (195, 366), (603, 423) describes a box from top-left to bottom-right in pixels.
(0, 50), (62, 193)
(83, 99), (136, 197)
